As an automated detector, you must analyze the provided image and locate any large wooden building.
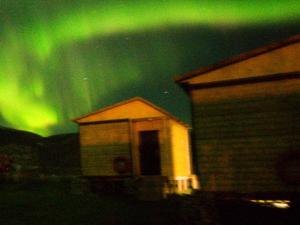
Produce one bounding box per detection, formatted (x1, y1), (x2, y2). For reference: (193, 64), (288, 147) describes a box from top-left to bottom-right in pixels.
(73, 97), (198, 195)
(176, 35), (300, 197)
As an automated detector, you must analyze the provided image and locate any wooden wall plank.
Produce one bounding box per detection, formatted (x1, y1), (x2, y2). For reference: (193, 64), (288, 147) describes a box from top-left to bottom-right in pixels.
(191, 93), (300, 193)
(80, 121), (131, 176)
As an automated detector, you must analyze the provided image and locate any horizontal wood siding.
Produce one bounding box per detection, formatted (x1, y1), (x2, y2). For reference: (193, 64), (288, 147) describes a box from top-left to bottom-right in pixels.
(80, 121), (131, 176)
(81, 144), (130, 176)
(80, 121), (130, 146)
(192, 94), (300, 193)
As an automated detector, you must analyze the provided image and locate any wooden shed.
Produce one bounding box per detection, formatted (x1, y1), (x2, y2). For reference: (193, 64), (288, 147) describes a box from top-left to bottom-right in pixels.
(73, 97), (198, 195)
(176, 35), (300, 197)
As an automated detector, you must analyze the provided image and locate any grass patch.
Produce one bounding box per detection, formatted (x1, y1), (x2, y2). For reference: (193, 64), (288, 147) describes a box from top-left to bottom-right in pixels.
(0, 182), (178, 225)
(1, 182), (296, 225)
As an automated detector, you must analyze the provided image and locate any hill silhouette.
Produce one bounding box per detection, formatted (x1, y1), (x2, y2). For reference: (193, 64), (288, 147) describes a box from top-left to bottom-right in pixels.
(0, 126), (42, 146)
(0, 126), (80, 176)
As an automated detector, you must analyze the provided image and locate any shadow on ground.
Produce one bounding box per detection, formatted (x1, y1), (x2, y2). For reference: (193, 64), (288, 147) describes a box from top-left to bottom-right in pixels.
(0, 181), (299, 225)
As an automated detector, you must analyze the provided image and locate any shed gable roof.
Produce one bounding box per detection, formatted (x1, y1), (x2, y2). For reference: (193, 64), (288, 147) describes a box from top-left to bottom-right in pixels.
(176, 34), (300, 85)
(72, 97), (189, 127)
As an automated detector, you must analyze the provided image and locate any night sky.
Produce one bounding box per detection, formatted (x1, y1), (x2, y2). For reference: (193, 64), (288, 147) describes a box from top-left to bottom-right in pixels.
(1, 0), (300, 136)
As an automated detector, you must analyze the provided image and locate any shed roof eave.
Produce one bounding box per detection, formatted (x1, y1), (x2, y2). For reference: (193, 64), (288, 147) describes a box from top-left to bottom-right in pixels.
(175, 34), (300, 84)
(71, 96), (190, 128)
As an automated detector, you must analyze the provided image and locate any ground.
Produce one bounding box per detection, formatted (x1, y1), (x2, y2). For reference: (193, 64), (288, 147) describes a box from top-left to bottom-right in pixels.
(0, 181), (178, 225)
(0, 180), (298, 225)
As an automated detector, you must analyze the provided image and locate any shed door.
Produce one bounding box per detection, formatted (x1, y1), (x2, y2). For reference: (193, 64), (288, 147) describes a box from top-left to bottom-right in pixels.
(139, 130), (161, 175)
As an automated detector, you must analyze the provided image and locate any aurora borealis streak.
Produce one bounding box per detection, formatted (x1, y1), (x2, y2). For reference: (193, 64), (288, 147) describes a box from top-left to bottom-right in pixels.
(2, 0), (300, 59)
(1, 0), (300, 136)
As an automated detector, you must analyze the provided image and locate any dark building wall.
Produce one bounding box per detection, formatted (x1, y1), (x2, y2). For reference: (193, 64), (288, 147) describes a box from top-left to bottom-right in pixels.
(191, 79), (300, 193)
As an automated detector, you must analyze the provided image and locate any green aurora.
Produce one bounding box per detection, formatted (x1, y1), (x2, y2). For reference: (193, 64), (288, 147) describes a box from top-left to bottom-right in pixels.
(1, 0), (300, 136)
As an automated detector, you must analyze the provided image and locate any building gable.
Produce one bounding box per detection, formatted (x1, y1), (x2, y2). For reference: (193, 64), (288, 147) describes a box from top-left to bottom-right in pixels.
(176, 35), (300, 86)
(73, 97), (189, 128)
